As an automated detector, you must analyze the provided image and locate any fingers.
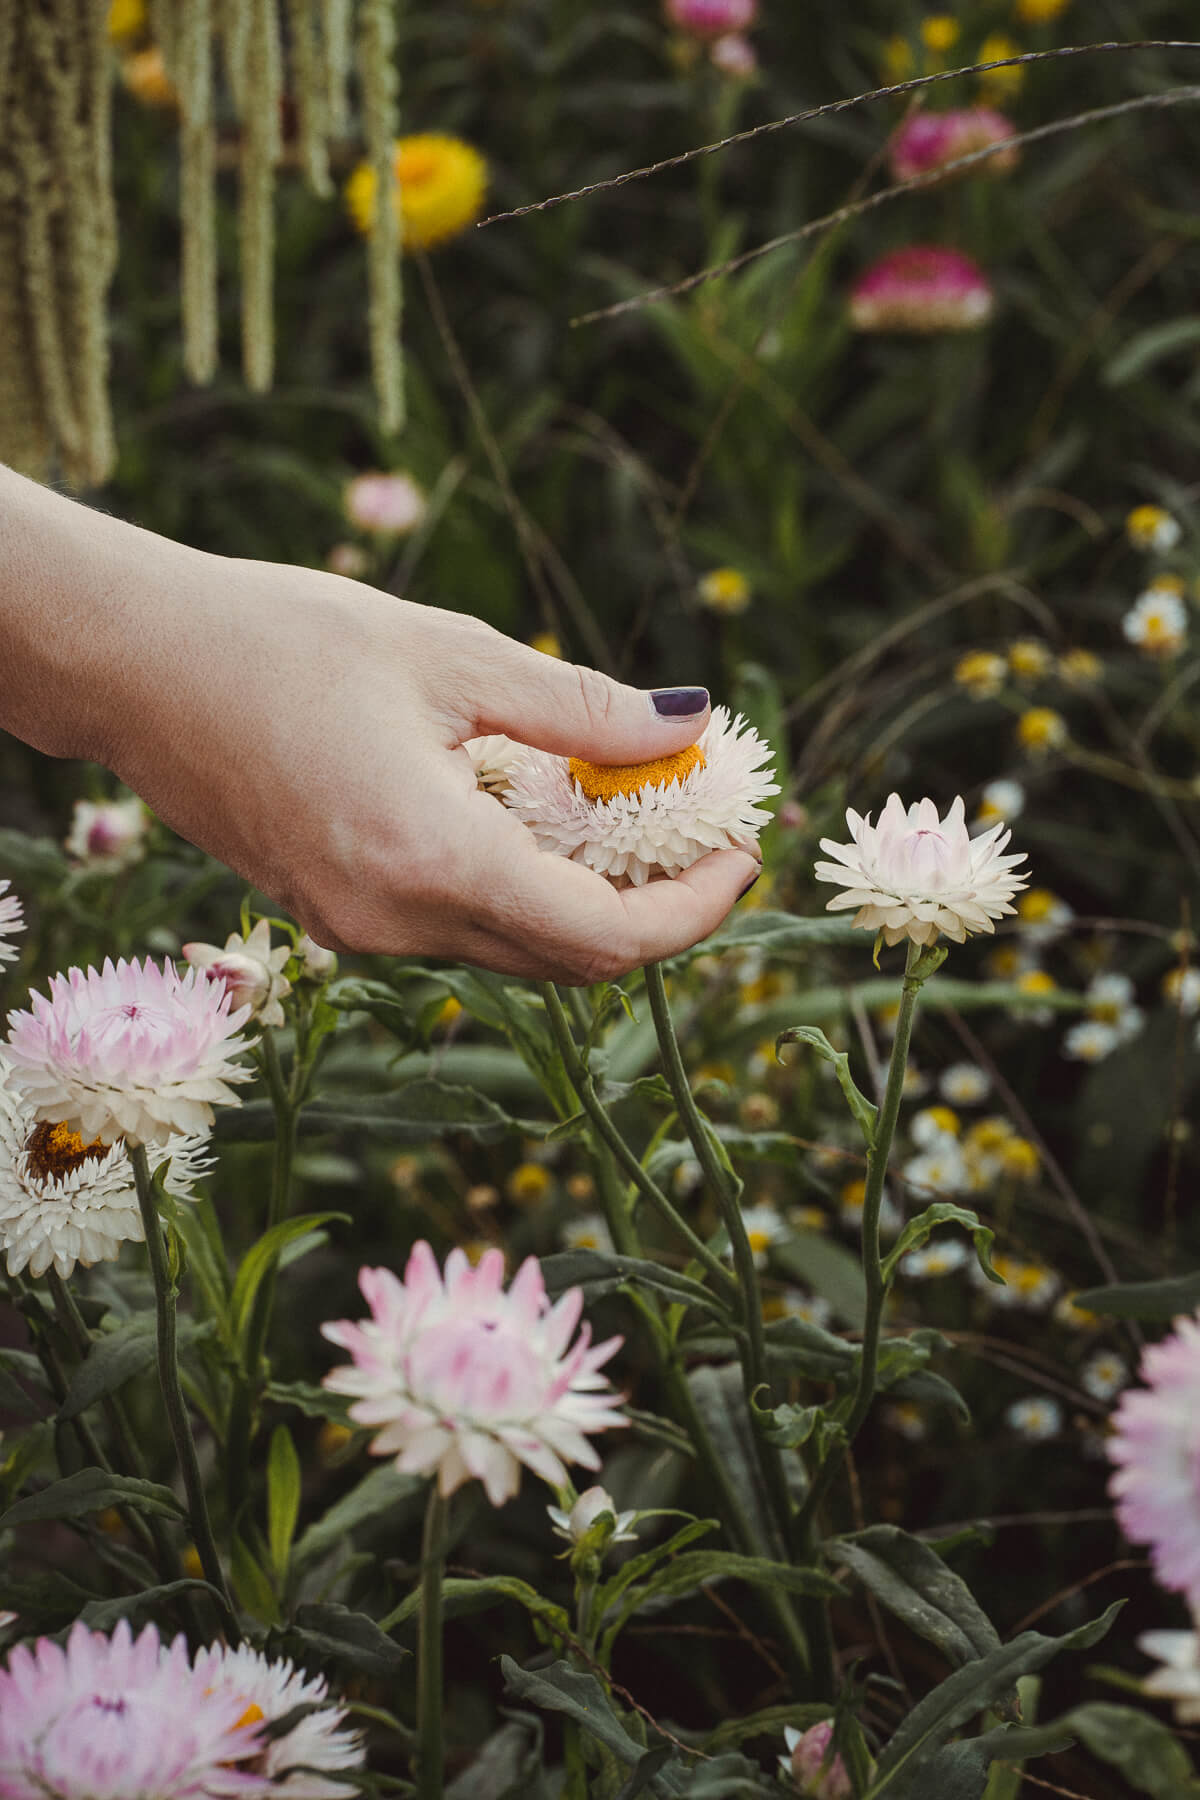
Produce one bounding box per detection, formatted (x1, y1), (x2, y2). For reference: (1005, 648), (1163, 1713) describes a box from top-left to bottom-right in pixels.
(427, 617), (711, 764)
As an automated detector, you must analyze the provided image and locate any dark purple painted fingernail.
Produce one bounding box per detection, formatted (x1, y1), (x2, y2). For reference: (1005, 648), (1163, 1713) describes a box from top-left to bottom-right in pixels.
(739, 866), (762, 901)
(650, 686), (709, 720)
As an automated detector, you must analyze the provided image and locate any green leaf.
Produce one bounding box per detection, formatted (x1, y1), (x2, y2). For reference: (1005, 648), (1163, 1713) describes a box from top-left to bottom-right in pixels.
(882, 1204), (1000, 1287)
(686, 1363), (781, 1560)
(595, 1518), (721, 1625)
(58, 1315), (214, 1421)
(230, 1212), (350, 1351)
(327, 977), (416, 1043)
(1103, 317), (1200, 386)
(701, 1702), (841, 1753)
(753, 1394), (846, 1458)
(500, 1657), (648, 1767)
(1074, 1271), (1200, 1320)
(1060, 1701), (1200, 1797)
(445, 1718), (550, 1800)
(293, 1464), (425, 1569)
(219, 1082), (541, 1145)
(267, 1424), (301, 1578)
(230, 1530), (280, 1625)
(79, 1579), (235, 1635)
(290, 1603), (409, 1677)
(0, 1349), (51, 1418)
(771, 1232), (867, 1328)
(901, 1724), (1076, 1800)
(777, 1025), (878, 1144)
(1, 1467), (186, 1528)
(827, 1526), (1001, 1671)
(626, 1549), (840, 1609)
(383, 1574), (569, 1635)
(688, 910), (865, 959)
(865, 1603), (1123, 1797)
(540, 1250), (731, 1323)
(265, 1379), (354, 1425)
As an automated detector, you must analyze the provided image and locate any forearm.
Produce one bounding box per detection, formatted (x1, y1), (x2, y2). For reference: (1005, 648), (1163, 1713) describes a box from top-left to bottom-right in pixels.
(0, 464), (201, 763)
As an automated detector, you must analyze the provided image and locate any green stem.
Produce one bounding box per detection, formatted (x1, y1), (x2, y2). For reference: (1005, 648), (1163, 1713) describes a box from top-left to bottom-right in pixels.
(415, 1483), (449, 1800)
(643, 961), (793, 1556)
(539, 983), (738, 1297)
(129, 1142), (233, 1615)
(795, 939), (930, 1542)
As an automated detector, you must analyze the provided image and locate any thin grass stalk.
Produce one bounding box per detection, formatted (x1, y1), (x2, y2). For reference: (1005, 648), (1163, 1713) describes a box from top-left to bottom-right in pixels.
(415, 1483), (448, 1800)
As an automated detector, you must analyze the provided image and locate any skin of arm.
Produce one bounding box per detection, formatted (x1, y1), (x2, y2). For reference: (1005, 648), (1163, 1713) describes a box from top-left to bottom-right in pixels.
(0, 466), (759, 982)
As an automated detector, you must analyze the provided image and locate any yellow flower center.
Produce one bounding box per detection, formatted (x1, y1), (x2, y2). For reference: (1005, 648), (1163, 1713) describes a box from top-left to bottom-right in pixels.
(25, 1120), (107, 1183)
(235, 1703), (266, 1730)
(747, 1229), (773, 1256)
(395, 146), (442, 188)
(569, 745), (705, 803)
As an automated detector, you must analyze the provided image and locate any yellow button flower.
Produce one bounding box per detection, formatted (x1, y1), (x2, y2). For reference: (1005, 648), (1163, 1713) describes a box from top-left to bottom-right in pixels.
(921, 15), (960, 53)
(698, 567), (752, 615)
(346, 134), (488, 250)
(1016, 0), (1069, 19)
(977, 33), (1023, 100)
(954, 650), (1008, 699)
(1016, 707), (1067, 755)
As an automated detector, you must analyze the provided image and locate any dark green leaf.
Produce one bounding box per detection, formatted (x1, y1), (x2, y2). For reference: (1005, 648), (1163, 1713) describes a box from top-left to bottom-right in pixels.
(265, 1379), (354, 1425)
(230, 1212), (351, 1350)
(445, 1718), (550, 1800)
(231, 1530), (280, 1625)
(1, 1468), (185, 1528)
(291, 1603), (410, 1677)
(267, 1424), (302, 1577)
(1075, 1271), (1200, 1320)
(1061, 1702), (1200, 1797)
(384, 1575), (569, 1635)
(79, 1579), (235, 1635)
(1103, 317), (1200, 386)
(690, 910), (865, 959)
(58, 1315), (214, 1421)
(827, 1526), (1001, 1670)
(882, 1205), (1000, 1287)
(294, 1465), (425, 1569)
(771, 1233), (867, 1328)
(777, 1025), (878, 1143)
(540, 1251), (731, 1322)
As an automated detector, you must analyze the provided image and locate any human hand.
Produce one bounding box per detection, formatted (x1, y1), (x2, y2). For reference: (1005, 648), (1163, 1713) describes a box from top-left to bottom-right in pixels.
(94, 551), (760, 982)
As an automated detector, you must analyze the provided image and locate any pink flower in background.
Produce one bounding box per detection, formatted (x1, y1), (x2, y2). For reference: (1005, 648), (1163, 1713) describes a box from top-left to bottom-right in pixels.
(814, 794), (1028, 947)
(183, 919), (292, 1030)
(322, 1241), (627, 1506)
(664, 0), (757, 40)
(5, 956), (255, 1146)
(0, 1619), (266, 1799)
(191, 1643), (362, 1799)
(710, 32), (757, 76)
(849, 247), (994, 332)
(889, 108), (1019, 183)
(343, 470), (426, 535)
(64, 798), (148, 871)
(1109, 1314), (1200, 1608)
(0, 881), (24, 970)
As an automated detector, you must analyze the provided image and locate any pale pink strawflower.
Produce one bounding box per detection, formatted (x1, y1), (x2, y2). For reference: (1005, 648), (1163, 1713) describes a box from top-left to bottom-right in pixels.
(815, 794), (1028, 948)
(1108, 1314), (1200, 1608)
(322, 1241), (627, 1507)
(664, 0), (757, 39)
(849, 247), (993, 333)
(182, 919), (292, 1030)
(343, 470), (426, 535)
(0, 1051), (211, 1279)
(0, 881), (24, 970)
(5, 956), (255, 1147)
(326, 542), (369, 579)
(504, 705), (778, 887)
(781, 1721), (853, 1798)
(710, 32), (757, 76)
(64, 798), (148, 870)
(191, 1643), (362, 1799)
(889, 108), (1018, 183)
(1138, 1628), (1200, 1723)
(0, 1618), (266, 1800)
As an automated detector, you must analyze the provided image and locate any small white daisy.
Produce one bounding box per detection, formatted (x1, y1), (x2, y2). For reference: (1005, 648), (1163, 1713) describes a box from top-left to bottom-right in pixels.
(1016, 888), (1074, 948)
(562, 1212), (614, 1254)
(971, 779), (1025, 837)
(1139, 1630), (1200, 1724)
(776, 1288), (833, 1328)
(939, 1062), (989, 1106)
(739, 1202), (787, 1268)
(505, 706), (778, 887)
(1080, 1350), (1129, 1401)
(910, 1106), (961, 1149)
(902, 1144), (969, 1199)
(1126, 505), (1182, 554)
(1007, 1395), (1063, 1440)
(1123, 585), (1188, 657)
(1063, 1020), (1121, 1063)
(900, 1239), (970, 1279)
(1164, 968), (1200, 1015)
(0, 881), (24, 970)
(548, 1485), (639, 1549)
(883, 1401), (927, 1441)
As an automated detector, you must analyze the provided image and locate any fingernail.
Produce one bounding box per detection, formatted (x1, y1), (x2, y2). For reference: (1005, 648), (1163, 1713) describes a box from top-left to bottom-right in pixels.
(739, 866), (762, 901)
(650, 686), (709, 720)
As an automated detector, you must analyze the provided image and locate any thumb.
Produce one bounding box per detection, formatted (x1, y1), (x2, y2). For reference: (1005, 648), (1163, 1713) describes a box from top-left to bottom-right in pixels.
(459, 635), (711, 764)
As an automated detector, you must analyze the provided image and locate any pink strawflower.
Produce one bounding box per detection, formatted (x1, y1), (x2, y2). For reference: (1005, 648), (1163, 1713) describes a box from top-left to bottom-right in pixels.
(0, 882), (24, 970)
(343, 471), (426, 535)
(782, 1721), (853, 1798)
(814, 794), (1028, 948)
(190, 1643), (362, 1799)
(322, 1241), (628, 1507)
(849, 247), (993, 333)
(64, 798), (148, 871)
(710, 32), (757, 76)
(890, 108), (1018, 183)
(5, 956), (256, 1147)
(183, 919), (292, 1030)
(1109, 1314), (1200, 1608)
(0, 1618), (267, 1799)
(664, 0), (757, 39)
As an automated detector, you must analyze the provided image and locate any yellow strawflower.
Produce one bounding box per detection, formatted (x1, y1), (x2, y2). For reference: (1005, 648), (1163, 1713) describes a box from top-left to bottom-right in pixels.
(882, 35), (914, 81)
(345, 134), (488, 250)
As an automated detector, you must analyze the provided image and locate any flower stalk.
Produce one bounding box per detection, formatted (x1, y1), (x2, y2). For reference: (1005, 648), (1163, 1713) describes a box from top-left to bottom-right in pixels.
(415, 1483), (449, 1800)
(129, 1141), (232, 1615)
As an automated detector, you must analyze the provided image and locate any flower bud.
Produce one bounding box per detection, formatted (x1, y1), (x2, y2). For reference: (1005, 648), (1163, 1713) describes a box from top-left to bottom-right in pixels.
(296, 933), (338, 981)
(65, 798), (148, 870)
(785, 1722), (852, 1800)
(182, 919), (292, 1028)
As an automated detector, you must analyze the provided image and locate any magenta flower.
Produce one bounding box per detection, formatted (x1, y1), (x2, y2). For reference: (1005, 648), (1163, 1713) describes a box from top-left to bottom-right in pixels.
(322, 1241), (628, 1506)
(0, 1619), (266, 1799)
(849, 247), (994, 333)
(343, 470), (426, 535)
(5, 956), (255, 1147)
(1109, 1314), (1200, 1607)
(664, 0), (757, 40)
(890, 108), (1018, 183)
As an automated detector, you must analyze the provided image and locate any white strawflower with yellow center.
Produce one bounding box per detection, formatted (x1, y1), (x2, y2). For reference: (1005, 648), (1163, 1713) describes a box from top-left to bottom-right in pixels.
(1062, 1019), (1120, 1063)
(1006, 1395), (1062, 1440)
(1123, 585), (1188, 658)
(971, 779), (1024, 835)
(0, 881), (24, 970)
(1126, 504), (1182, 553)
(738, 1201), (786, 1267)
(814, 793), (1028, 948)
(464, 734), (526, 800)
(939, 1062), (989, 1105)
(190, 1641), (362, 1798)
(0, 1055), (210, 1279)
(505, 706), (777, 887)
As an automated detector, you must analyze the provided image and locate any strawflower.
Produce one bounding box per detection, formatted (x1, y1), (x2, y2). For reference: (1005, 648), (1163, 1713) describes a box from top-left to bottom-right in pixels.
(939, 1062), (989, 1105)
(1016, 707), (1067, 755)
(107, 0), (147, 43)
(345, 133), (487, 249)
(1138, 1629), (1200, 1723)
(782, 1721), (853, 1799)
(64, 798), (148, 870)
(814, 792), (1028, 947)
(889, 107), (1018, 183)
(953, 650), (1007, 699)
(849, 247), (993, 333)
(190, 1642), (362, 1798)
(920, 14), (959, 53)
(664, 0), (757, 39)
(505, 705), (777, 887)
(0, 881), (24, 969)
(710, 32), (757, 76)
(1017, 0), (1069, 19)
(1007, 1395), (1063, 1440)
(182, 919), (292, 1030)
(972, 779), (1024, 833)
(1126, 504), (1182, 553)
(343, 470), (426, 535)
(0, 1618), (266, 1799)
(322, 1241), (627, 1506)
(0, 1053), (211, 1279)
(5, 957), (255, 1147)
(1123, 586), (1188, 658)
(464, 733), (525, 799)
(1109, 1313), (1200, 1606)
(548, 1485), (639, 1549)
